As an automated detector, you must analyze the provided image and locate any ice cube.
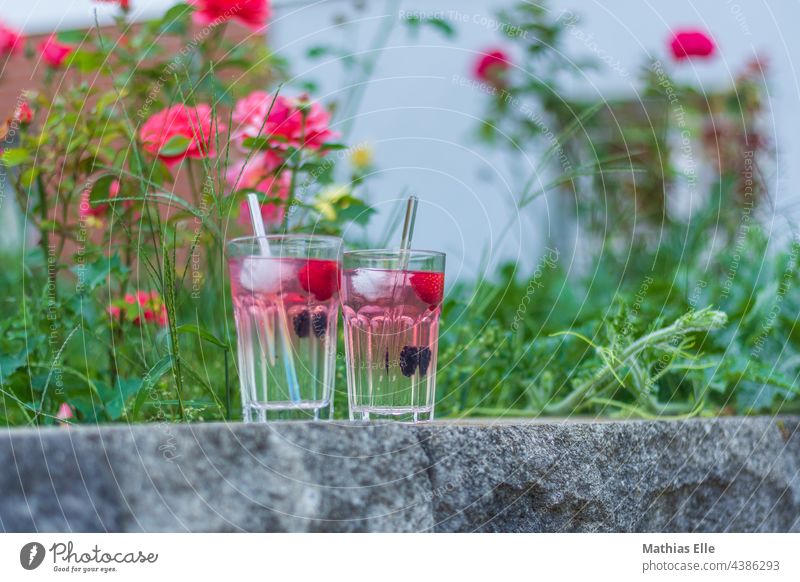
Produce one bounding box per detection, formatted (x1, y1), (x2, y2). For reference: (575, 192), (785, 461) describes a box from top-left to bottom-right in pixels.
(239, 257), (295, 293)
(351, 269), (402, 301)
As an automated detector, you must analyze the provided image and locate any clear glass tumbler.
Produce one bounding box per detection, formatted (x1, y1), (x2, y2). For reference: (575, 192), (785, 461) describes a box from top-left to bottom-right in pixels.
(341, 249), (445, 422)
(227, 235), (342, 421)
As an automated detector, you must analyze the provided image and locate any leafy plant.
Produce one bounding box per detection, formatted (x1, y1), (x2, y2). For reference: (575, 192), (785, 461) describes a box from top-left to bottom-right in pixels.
(0, 3), (377, 425)
(445, 1), (798, 418)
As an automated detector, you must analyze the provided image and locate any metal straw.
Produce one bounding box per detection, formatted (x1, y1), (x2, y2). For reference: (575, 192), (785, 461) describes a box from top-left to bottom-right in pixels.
(399, 195), (418, 251)
(399, 195), (418, 269)
(246, 193), (301, 403)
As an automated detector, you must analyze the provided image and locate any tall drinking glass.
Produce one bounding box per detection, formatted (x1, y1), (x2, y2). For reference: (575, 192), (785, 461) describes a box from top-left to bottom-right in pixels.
(227, 235), (342, 421)
(341, 249), (445, 422)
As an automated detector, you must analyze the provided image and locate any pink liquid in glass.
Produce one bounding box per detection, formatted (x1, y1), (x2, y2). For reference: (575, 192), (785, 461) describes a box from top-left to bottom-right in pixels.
(229, 256), (339, 421)
(341, 267), (443, 421)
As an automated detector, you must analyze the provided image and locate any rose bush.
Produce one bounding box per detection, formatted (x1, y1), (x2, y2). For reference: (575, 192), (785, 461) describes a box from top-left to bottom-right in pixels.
(0, 1), (377, 425)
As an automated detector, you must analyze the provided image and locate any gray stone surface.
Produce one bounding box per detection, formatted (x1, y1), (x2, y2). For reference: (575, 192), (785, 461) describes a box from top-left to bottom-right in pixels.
(1, 417), (798, 532)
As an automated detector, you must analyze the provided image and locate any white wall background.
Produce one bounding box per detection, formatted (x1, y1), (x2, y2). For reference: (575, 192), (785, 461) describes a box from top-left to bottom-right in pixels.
(2, 0), (798, 283)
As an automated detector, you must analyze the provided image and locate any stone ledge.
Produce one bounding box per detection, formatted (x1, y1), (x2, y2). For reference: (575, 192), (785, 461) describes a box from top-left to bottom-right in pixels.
(1, 417), (798, 532)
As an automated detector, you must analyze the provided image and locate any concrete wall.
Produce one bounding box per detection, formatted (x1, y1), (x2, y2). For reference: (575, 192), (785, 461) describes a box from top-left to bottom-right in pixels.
(1, 417), (798, 532)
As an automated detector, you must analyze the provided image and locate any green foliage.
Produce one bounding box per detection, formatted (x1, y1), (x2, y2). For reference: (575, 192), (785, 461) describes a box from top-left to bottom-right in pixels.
(0, 4), (379, 426)
(438, 226), (800, 418)
(440, 0), (796, 419)
(1, 0), (793, 427)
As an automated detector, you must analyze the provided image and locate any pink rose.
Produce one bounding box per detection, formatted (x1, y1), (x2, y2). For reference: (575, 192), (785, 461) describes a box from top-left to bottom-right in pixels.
(226, 152), (282, 189)
(107, 305), (122, 319)
(38, 35), (73, 68)
(189, 0), (270, 31)
(232, 92), (336, 151)
(226, 152), (291, 226)
(0, 22), (23, 56)
(474, 49), (511, 84)
(139, 104), (222, 167)
(237, 171), (291, 227)
(56, 403), (74, 422)
(669, 29), (715, 60)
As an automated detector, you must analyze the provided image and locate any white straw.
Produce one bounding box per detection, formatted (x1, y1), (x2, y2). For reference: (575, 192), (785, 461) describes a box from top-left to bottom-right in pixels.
(246, 194), (301, 403)
(247, 194), (271, 255)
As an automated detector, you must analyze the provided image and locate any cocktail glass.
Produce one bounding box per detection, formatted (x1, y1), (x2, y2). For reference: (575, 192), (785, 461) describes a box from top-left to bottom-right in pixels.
(341, 249), (445, 422)
(227, 235), (342, 421)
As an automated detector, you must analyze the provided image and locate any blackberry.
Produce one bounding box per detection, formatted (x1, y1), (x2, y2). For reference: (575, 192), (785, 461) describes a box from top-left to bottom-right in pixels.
(292, 310), (310, 338)
(311, 311), (327, 338)
(417, 346), (432, 375)
(399, 345), (418, 377)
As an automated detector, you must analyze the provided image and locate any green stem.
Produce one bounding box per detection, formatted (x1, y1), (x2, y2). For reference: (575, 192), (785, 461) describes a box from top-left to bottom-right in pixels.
(544, 314), (721, 415)
(162, 248), (186, 420)
(224, 348), (231, 420)
(36, 175), (55, 294)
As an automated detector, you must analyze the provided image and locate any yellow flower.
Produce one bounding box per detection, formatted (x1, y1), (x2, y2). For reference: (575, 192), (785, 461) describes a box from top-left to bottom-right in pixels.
(314, 185), (351, 221)
(350, 143), (373, 170)
(86, 215), (104, 229)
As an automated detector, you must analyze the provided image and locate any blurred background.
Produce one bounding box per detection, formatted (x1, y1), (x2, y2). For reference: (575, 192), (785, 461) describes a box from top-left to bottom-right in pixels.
(1, 0), (797, 281)
(2, 0), (798, 423)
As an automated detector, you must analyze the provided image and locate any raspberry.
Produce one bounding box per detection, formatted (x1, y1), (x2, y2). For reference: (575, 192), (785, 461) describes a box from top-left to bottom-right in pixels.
(298, 259), (339, 301)
(311, 311), (327, 338)
(409, 271), (444, 306)
(292, 310), (310, 338)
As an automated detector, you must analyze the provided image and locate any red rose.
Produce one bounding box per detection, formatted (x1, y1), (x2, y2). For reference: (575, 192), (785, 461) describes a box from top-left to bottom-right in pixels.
(139, 104), (223, 167)
(0, 22), (23, 56)
(189, 0), (271, 31)
(14, 101), (33, 125)
(38, 35), (73, 68)
(473, 49), (511, 84)
(669, 29), (715, 60)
